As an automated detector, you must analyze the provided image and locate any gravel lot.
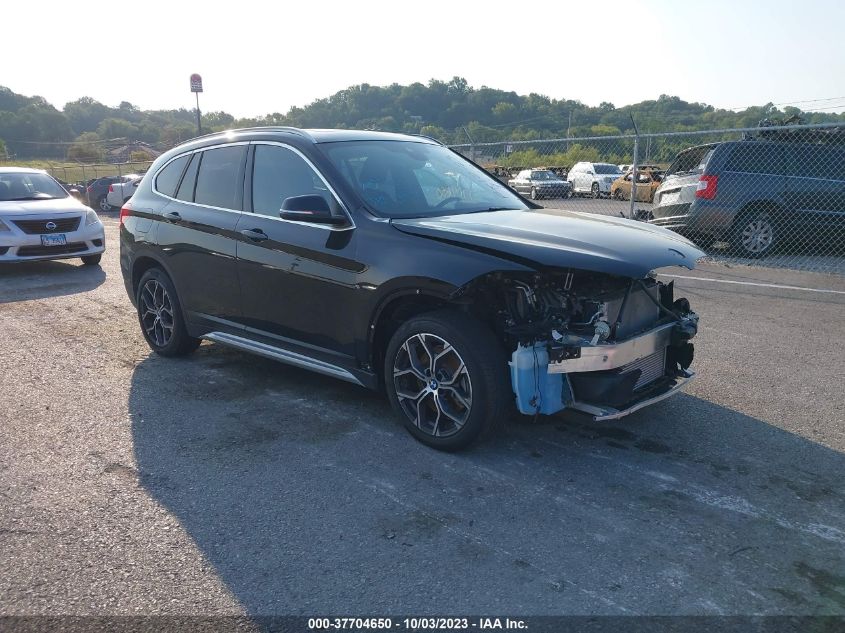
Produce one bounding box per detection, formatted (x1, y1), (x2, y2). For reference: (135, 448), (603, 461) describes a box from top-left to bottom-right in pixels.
(1, 216), (844, 616)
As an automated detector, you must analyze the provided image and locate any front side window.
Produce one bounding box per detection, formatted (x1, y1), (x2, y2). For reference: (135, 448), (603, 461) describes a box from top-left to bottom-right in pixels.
(251, 144), (334, 217)
(194, 146), (246, 210)
(531, 170), (556, 180)
(0, 172), (68, 201)
(321, 140), (528, 218)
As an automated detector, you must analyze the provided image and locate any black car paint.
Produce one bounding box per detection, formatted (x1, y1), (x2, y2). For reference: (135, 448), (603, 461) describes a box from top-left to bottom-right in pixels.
(120, 128), (703, 389)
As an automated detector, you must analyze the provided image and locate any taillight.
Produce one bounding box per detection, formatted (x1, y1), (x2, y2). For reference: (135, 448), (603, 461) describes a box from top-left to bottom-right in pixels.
(696, 174), (718, 199)
(119, 206), (131, 227)
(108, 184), (114, 192)
(87, 186), (93, 192)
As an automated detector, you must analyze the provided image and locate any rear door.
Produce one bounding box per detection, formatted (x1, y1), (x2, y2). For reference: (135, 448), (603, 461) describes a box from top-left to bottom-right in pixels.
(154, 144), (247, 330)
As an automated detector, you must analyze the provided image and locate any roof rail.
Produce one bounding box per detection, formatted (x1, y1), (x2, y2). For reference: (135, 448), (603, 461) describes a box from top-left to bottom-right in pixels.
(186, 126), (314, 143)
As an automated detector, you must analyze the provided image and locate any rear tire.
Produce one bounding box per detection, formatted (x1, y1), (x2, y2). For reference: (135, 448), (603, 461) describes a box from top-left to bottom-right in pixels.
(530, 187), (539, 200)
(136, 268), (201, 357)
(81, 254), (101, 266)
(729, 210), (778, 258)
(97, 196), (112, 212)
(591, 182), (600, 198)
(384, 309), (510, 451)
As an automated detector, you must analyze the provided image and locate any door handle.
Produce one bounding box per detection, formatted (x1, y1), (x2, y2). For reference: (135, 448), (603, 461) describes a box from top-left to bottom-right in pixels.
(164, 211), (181, 221)
(240, 228), (269, 242)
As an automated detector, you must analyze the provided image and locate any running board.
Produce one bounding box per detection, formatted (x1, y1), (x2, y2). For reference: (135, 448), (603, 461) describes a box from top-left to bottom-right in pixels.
(203, 332), (364, 387)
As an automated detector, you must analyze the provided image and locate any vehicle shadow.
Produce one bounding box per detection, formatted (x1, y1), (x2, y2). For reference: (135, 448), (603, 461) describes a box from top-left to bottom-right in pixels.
(0, 260), (106, 304)
(128, 345), (845, 615)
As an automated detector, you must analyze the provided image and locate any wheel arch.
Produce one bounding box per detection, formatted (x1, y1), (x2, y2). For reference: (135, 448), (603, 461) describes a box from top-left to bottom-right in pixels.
(368, 290), (453, 388)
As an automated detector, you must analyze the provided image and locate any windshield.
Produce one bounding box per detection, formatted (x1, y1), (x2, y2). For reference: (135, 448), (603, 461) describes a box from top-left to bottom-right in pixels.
(321, 140), (529, 218)
(0, 172), (69, 201)
(594, 164), (623, 175)
(531, 170), (557, 180)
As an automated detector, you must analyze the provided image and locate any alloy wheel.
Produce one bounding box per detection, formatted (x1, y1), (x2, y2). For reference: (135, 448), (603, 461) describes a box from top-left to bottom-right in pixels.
(98, 197), (111, 211)
(591, 183), (600, 198)
(740, 217), (774, 254)
(393, 333), (473, 438)
(139, 279), (175, 347)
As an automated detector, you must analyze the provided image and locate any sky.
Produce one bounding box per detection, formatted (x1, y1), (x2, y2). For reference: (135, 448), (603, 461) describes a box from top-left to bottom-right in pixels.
(3, 0), (844, 118)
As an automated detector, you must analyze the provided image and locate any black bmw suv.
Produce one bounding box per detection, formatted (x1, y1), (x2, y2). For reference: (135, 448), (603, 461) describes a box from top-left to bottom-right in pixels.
(120, 128), (703, 450)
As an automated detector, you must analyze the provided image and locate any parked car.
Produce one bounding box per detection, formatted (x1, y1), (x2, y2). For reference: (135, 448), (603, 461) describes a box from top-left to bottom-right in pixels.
(611, 170), (664, 202)
(0, 167), (105, 265)
(120, 128), (703, 451)
(650, 139), (845, 257)
(507, 168), (572, 199)
(87, 176), (130, 212)
(619, 164), (662, 174)
(106, 174), (141, 208)
(568, 162), (624, 198)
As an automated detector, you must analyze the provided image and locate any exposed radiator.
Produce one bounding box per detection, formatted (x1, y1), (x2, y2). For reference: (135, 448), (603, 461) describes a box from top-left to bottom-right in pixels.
(621, 348), (667, 390)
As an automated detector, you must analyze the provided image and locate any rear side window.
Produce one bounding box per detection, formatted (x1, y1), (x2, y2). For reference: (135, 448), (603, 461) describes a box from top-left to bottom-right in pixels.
(724, 143), (784, 175)
(251, 144), (334, 217)
(786, 145), (845, 181)
(176, 153), (200, 202)
(155, 155), (189, 197)
(194, 146), (246, 210)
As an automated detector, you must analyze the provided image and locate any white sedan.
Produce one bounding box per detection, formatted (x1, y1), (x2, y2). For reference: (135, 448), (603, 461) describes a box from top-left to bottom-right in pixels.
(105, 174), (142, 208)
(0, 167), (105, 265)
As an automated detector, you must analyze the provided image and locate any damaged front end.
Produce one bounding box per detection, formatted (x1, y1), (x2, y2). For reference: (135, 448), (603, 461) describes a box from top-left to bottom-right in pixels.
(457, 270), (698, 421)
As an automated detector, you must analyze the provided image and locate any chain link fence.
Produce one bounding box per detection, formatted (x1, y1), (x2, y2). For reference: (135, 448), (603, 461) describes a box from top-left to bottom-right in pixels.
(451, 122), (845, 275)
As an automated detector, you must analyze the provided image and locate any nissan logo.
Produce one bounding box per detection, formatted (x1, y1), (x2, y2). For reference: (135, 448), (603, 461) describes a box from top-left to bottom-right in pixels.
(45, 221), (57, 231)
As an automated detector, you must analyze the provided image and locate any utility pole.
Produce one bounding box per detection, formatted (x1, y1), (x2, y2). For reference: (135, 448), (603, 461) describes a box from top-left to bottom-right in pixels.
(628, 114), (640, 220)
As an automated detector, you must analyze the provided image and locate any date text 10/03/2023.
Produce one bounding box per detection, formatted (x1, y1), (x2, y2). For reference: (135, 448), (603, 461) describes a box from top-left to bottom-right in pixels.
(307, 618), (528, 630)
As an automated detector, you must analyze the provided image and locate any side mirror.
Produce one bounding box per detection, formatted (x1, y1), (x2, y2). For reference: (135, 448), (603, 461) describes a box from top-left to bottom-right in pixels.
(69, 188), (83, 201)
(280, 195), (348, 226)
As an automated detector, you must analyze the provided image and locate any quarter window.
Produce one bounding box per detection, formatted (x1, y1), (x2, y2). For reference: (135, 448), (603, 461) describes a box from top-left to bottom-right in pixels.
(194, 146), (246, 210)
(155, 154), (189, 197)
(251, 144), (334, 217)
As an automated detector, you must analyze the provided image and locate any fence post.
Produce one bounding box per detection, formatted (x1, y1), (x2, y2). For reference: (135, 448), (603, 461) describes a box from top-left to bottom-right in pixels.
(629, 136), (639, 219)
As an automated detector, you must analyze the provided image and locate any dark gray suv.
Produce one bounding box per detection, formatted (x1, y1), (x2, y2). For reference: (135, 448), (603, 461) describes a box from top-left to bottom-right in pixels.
(650, 139), (845, 256)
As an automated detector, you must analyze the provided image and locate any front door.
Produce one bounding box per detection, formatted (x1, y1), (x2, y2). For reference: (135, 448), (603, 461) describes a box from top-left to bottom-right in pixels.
(234, 142), (363, 363)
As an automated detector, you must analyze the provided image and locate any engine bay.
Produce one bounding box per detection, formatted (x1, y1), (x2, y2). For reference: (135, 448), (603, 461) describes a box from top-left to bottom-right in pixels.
(456, 269), (699, 418)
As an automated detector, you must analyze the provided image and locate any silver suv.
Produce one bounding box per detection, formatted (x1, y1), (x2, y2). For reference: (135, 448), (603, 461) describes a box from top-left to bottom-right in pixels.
(568, 162), (623, 198)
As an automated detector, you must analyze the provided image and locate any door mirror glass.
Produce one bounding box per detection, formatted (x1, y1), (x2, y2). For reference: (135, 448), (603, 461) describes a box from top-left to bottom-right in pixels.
(280, 195), (347, 225)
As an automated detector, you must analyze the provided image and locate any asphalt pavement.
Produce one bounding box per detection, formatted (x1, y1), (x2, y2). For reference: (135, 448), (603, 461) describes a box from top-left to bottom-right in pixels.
(1, 217), (844, 616)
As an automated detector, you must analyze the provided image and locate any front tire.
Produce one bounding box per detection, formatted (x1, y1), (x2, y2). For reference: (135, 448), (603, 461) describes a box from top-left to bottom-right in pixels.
(81, 254), (101, 266)
(136, 268), (201, 357)
(613, 188), (626, 201)
(384, 309), (510, 451)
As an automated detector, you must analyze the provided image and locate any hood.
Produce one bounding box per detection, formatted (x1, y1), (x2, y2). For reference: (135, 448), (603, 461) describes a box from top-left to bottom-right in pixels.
(0, 196), (89, 216)
(391, 209), (705, 278)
